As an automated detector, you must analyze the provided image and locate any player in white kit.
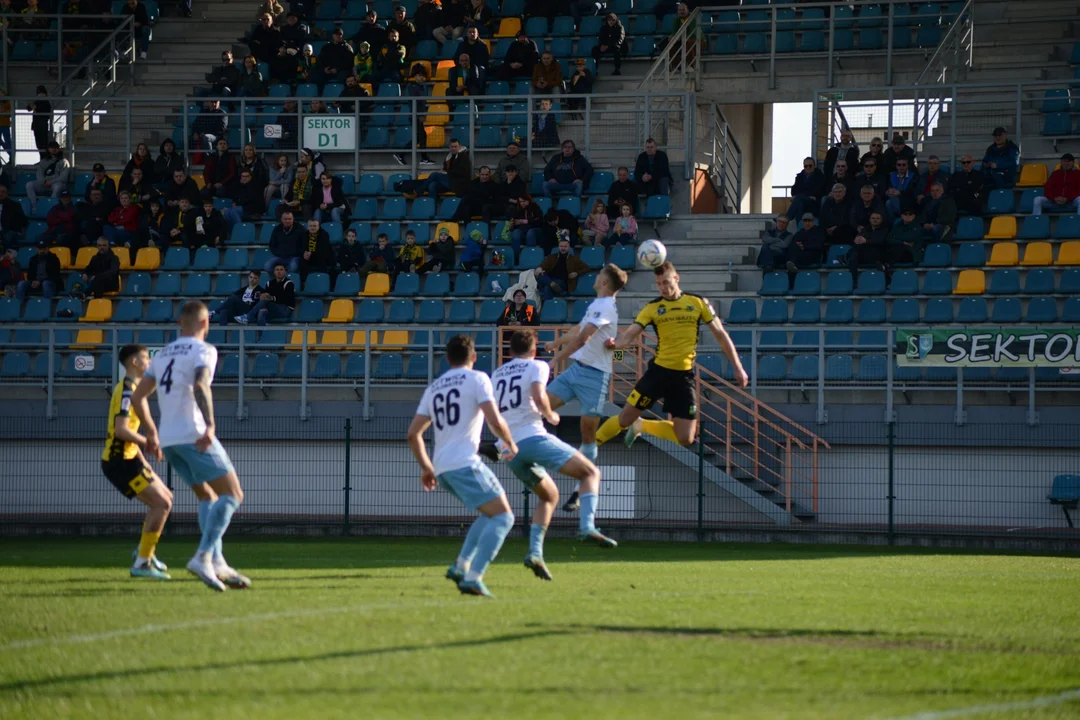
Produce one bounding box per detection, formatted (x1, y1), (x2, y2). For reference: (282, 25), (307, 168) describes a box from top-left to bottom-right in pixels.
(407, 334), (519, 598)
(130, 300), (250, 592)
(492, 330), (616, 582)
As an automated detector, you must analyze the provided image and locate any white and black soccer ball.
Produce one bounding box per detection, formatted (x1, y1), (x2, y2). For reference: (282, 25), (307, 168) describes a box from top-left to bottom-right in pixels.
(637, 239), (668, 269)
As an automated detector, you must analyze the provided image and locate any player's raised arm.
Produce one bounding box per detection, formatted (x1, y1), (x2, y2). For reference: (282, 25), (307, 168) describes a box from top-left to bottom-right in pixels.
(406, 413), (437, 491)
(129, 376), (161, 460)
(550, 323), (598, 369)
(706, 317), (749, 388)
(606, 322), (643, 350)
(479, 401), (518, 460)
(192, 366), (216, 451)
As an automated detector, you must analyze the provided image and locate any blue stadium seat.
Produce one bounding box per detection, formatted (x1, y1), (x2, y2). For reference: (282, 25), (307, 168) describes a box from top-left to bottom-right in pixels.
(424, 273), (451, 296)
(478, 299), (504, 324)
(760, 330), (788, 347)
(281, 353), (304, 379)
(357, 173), (384, 196)
(221, 248), (248, 270)
(1061, 269), (1080, 294)
(921, 243), (951, 267)
(1055, 215), (1080, 239)
(448, 299), (474, 323)
(437, 197), (461, 220)
(1018, 189), (1043, 214)
(922, 270), (953, 294)
(710, 34), (738, 54)
(922, 298), (953, 323)
(824, 271), (853, 295)
(915, 25), (940, 48)
(1025, 297), (1058, 322)
(20, 298), (49, 322)
(800, 30), (825, 51)
(161, 246), (189, 270)
(30, 353), (62, 378)
(825, 354), (855, 381)
(186, 273), (212, 296)
(571, 273), (597, 297)
(988, 269), (1020, 294)
(329, 273), (359, 297)
(0, 298), (20, 322)
(1018, 215), (1050, 240)
(824, 298), (853, 323)
(192, 246), (218, 270)
(417, 299), (444, 323)
(792, 299), (820, 323)
(926, 366), (957, 382)
(311, 353), (341, 379)
(986, 189), (1015, 214)
(1062, 297), (1080, 323)
(610, 245), (636, 270)
(888, 298), (920, 323)
(1025, 268), (1055, 294)
(856, 270), (886, 295)
(374, 353), (404, 379)
(643, 195), (671, 219)
(956, 243), (985, 267)
(759, 299), (788, 324)
(588, 171), (613, 195)
(1042, 112), (1072, 136)
(388, 299), (415, 324)
(540, 299), (568, 323)
(484, 273), (509, 296)
(888, 270), (918, 295)
(249, 353), (279, 378)
(146, 299), (174, 323)
(356, 299), (385, 323)
(394, 273), (421, 296)
(757, 354), (787, 381)
(954, 216), (984, 240)
(302, 272), (331, 297)
(295, 300), (323, 323)
(452, 272), (480, 296)
(990, 297), (1021, 323)
(121, 272), (153, 296)
(790, 354), (818, 381)
(857, 355), (886, 382)
(517, 247), (544, 269)
(578, 246), (604, 270)
(465, 221), (489, 242)
(957, 298), (987, 323)
(727, 298), (757, 323)
(792, 272), (821, 296)
(857, 330), (888, 348)
(759, 272), (789, 296)
(858, 28), (883, 50)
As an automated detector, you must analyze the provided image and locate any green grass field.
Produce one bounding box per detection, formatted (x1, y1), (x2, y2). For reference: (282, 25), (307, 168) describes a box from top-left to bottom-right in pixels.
(1, 537), (1078, 719)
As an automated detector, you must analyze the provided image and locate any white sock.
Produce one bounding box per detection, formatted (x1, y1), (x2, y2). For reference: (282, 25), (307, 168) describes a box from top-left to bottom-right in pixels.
(455, 556), (471, 572)
(464, 569), (483, 582)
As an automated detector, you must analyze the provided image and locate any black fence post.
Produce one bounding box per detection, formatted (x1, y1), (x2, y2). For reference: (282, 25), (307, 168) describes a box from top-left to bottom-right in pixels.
(522, 489), (531, 538)
(887, 421), (895, 546)
(697, 429), (705, 542)
(343, 418), (352, 537)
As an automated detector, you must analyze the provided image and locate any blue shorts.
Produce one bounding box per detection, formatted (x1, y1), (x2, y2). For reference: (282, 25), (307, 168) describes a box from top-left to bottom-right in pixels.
(438, 460), (505, 511)
(547, 361), (611, 417)
(163, 437), (236, 486)
(508, 433), (578, 490)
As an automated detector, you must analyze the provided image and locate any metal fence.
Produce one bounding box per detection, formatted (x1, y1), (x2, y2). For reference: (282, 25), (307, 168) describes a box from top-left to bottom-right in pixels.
(0, 13), (136, 91)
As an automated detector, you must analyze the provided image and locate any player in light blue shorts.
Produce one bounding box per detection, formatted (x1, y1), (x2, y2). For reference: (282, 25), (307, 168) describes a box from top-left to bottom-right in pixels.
(437, 460), (506, 511)
(546, 361), (611, 417)
(163, 437), (236, 487)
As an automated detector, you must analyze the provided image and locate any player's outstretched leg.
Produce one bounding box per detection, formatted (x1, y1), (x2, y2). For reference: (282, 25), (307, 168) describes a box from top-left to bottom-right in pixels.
(524, 475), (558, 581)
(447, 515), (490, 583)
(458, 496), (515, 598)
(559, 453), (617, 548)
(131, 477), (173, 580)
(187, 472), (244, 591)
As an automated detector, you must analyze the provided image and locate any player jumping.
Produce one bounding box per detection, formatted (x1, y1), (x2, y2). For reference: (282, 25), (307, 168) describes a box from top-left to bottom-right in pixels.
(131, 300), (251, 592)
(595, 261), (749, 449)
(101, 343), (173, 580)
(407, 334), (519, 598)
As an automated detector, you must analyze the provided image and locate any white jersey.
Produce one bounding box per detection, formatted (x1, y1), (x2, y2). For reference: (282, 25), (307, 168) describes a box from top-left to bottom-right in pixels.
(416, 367), (495, 475)
(570, 295), (619, 373)
(146, 336), (218, 448)
(491, 357), (549, 443)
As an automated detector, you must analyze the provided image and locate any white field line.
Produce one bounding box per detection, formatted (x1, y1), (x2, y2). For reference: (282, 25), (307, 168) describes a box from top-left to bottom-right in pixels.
(881, 688), (1080, 720)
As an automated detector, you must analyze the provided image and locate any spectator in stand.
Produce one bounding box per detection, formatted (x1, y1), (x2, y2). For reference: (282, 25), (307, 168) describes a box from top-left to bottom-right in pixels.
(820, 184), (855, 246)
(257, 0), (286, 25)
(370, 28), (408, 91)
(859, 136), (884, 168)
(413, 0), (441, 44)
(534, 237), (588, 301)
(582, 199), (609, 246)
(237, 261), (295, 325)
(164, 168), (201, 209)
(509, 195), (543, 262)
(276, 100), (300, 150)
(161, 194), (195, 249)
(249, 13), (283, 65)
(459, 228), (487, 272)
(16, 241), (60, 300)
(607, 166), (638, 219)
(316, 28), (356, 89)
(26, 141), (70, 214)
(225, 168), (266, 229)
(427, 138), (472, 197)
(855, 156), (887, 201)
(497, 29), (538, 81)
(280, 164), (313, 220)
(85, 162), (118, 205)
(265, 153), (294, 205)
(336, 228), (366, 275)
(120, 143), (155, 187)
(203, 138), (238, 199)
(1033, 153), (1080, 216)
(887, 207), (925, 266)
(539, 210), (563, 254)
(466, 0), (494, 35)
(41, 191), (77, 250)
(77, 188), (111, 247)
(351, 9), (385, 52)
(756, 215), (793, 270)
(452, 165), (498, 222)
(850, 184), (885, 238)
(204, 50), (241, 96)
(397, 230), (426, 273)
(532, 97), (560, 154)
(448, 53), (485, 96)
(496, 288), (538, 326)
(454, 24), (489, 69)
(543, 139), (592, 198)
(237, 143), (269, 191)
(828, 159), (856, 200)
(358, 233), (394, 280)
(389, 5), (417, 53)
(634, 138), (673, 197)
(592, 13), (626, 76)
(495, 140), (531, 183)
(880, 133), (916, 176)
(0, 184), (26, 247)
(237, 55), (267, 97)
(884, 157), (916, 220)
(823, 128), (860, 180)
(83, 237), (121, 298)
(122, 0), (151, 60)
(104, 191), (141, 247)
(338, 71), (375, 117)
(301, 217), (334, 276)
(531, 51), (563, 95)
(565, 58), (594, 115)
(286, 43), (318, 88)
(212, 270), (265, 326)
(192, 99), (228, 153)
(433, 0), (467, 44)
(982, 127), (1020, 189)
(193, 197), (226, 257)
(786, 157), (826, 221)
(913, 154), (949, 211)
(606, 202), (637, 247)
(266, 209), (302, 272)
(0, 247), (19, 298)
(279, 11), (309, 51)
(483, 164), (525, 223)
(845, 210), (890, 278)
(313, 172), (349, 224)
(918, 181), (957, 242)
(785, 214), (825, 272)
(27, 86), (52, 160)
(417, 226), (456, 273)
(135, 199), (166, 252)
(154, 139), (185, 190)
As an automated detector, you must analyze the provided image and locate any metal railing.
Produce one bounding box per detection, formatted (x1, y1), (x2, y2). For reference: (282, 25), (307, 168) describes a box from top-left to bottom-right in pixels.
(639, 8), (702, 92)
(700, 101), (742, 213)
(0, 13), (137, 90)
(52, 15), (137, 102)
(913, 0), (974, 87)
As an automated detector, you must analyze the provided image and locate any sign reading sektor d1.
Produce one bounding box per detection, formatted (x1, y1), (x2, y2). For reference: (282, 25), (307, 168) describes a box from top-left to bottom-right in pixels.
(897, 328), (1080, 367)
(302, 116), (357, 152)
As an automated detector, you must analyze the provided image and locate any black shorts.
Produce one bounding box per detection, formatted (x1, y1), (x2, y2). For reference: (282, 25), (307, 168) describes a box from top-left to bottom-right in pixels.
(101, 458), (155, 499)
(626, 363), (698, 420)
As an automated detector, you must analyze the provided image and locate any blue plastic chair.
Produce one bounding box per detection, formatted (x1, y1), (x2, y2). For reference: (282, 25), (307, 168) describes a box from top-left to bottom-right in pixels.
(1019, 215), (1050, 240)
(856, 298), (886, 324)
(990, 297), (1022, 323)
(792, 299), (821, 324)
(824, 298), (853, 323)
(954, 216), (984, 241)
(759, 272), (789, 296)
(956, 243), (985, 267)
(956, 297), (987, 323)
(727, 299), (757, 323)
(792, 272), (821, 296)
(922, 298), (953, 323)
(1024, 268), (1055, 294)
(888, 270), (919, 295)
(856, 271), (886, 295)
(922, 270), (953, 295)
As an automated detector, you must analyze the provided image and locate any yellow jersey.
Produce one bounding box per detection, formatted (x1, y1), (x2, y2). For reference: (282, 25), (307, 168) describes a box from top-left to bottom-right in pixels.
(633, 293), (717, 371)
(102, 377), (140, 462)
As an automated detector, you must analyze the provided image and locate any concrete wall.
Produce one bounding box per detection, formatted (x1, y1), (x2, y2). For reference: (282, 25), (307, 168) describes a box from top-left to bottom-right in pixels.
(716, 102), (774, 214)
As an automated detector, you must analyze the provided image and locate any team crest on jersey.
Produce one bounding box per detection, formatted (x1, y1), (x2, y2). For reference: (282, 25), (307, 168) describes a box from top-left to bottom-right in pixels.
(688, 404), (697, 417)
(685, 305), (694, 312)
(656, 306), (667, 316)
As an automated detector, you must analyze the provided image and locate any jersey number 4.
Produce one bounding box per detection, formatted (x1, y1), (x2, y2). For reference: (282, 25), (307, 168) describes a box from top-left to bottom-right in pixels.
(495, 375), (523, 412)
(431, 388), (460, 430)
(160, 359), (175, 394)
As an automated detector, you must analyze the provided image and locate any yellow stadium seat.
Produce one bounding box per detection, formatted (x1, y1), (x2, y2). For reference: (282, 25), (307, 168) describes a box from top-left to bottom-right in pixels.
(985, 216), (1016, 240)
(359, 82), (373, 97)
(320, 330), (348, 349)
(482, 39), (491, 52)
(1020, 241), (1052, 266)
(436, 222), (460, 242)
(495, 18), (521, 38)
(80, 298), (113, 322)
(349, 330), (376, 348)
(379, 330), (409, 350)
(113, 246), (132, 270)
(954, 269), (985, 295)
(426, 103), (450, 126)
(410, 60), (432, 78)
(73, 246), (97, 269)
(987, 242), (1018, 266)
(193, 175), (206, 190)
(285, 329), (318, 350)
(72, 329), (103, 349)
(133, 247), (161, 270)
(435, 60), (455, 81)
(359, 273), (390, 296)
(107, 173), (122, 187)
(1055, 241), (1080, 266)
(49, 247), (71, 269)
(432, 82), (449, 97)
(426, 126), (446, 148)
(322, 298), (354, 323)
(1015, 164), (1047, 188)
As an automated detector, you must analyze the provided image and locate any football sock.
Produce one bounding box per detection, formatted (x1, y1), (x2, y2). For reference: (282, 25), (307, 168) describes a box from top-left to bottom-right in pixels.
(641, 419), (681, 444)
(465, 512), (513, 582)
(197, 495), (241, 556)
(197, 499), (224, 562)
(136, 531), (161, 564)
(456, 515), (489, 571)
(579, 492), (599, 533)
(579, 442), (598, 463)
(595, 415), (626, 445)
(528, 523), (547, 558)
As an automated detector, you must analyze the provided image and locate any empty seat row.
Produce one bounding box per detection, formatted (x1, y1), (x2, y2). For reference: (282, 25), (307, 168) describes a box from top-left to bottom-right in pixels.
(214, 351), (493, 381)
(760, 267), (1080, 298)
(709, 25), (942, 54)
(728, 296), (1080, 325)
(956, 212), (1080, 240)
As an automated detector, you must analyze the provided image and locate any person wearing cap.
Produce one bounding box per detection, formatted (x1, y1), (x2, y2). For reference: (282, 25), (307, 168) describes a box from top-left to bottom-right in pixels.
(26, 85), (52, 160)
(785, 213), (825, 273)
(279, 11), (310, 52)
(414, 226), (453, 274)
(497, 288), (538, 327)
(40, 190), (77, 251)
(249, 13), (283, 65)
(85, 162), (118, 206)
(565, 58), (594, 115)
(981, 127), (1021, 189)
(433, 0), (467, 44)
(884, 156), (916, 221)
(880, 133), (916, 176)
(496, 29), (539, 81)
(16, 241), (60, 301)
(454, 23), (489, 69)
(352, 41), (373, 81)
(819, 183), (855, 246)
(786, 157), (826, 221)
(448, 52), (486, 97)
(757, 215), (793, 270)
(26, 141), (70, 214)
(918, 181), (957, 242)
(460, 227), (487, 273)
(885, 206), (925, 266)
(1033, 153), (1080, 216)
(824, 128), (860, 181)
(388, 5), (417, 53)
(452, 165), (498, 223)
(494, 140), (531, 185)
(317, 27), (356, 89)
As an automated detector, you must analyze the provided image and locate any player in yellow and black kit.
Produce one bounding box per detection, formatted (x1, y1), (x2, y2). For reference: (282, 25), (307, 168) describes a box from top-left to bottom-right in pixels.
(594, 261), (749, 448)
(102, 344), (174, 580)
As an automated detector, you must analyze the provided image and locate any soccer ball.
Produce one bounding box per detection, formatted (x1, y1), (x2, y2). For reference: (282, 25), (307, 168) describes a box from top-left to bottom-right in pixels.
(637, 239), (668, 269)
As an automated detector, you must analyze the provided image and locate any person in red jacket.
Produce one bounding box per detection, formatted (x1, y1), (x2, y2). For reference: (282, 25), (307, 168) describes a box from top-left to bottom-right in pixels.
(1033, 153), (1080, 216)
(41, 190), (78, 251)
(203, 138), (239, 199)
(104, 191), (142, 247)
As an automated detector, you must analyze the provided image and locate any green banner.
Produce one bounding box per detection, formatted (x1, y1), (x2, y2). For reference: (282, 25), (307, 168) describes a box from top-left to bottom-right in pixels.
(896, 328), (1080, 367)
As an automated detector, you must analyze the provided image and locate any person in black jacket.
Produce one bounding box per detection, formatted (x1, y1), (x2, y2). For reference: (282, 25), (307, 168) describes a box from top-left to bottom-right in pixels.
(453, 24), (489, 69)
(161, 196), (197, 252)
(279, 11), (310, 51)
(153, 139), (185, 191)
(496, 30), (538, 81)
(452, 165), (498, 222)
(849, 185), (886, 237)
(357, 233), (395, 279)
(819, 184), (855, 246)
(301, 218), (334, 277)
(77, 188), (111, 247)
(787, 157), (827, 221)
(204, 51), (241, 96)
(633, 138), (672, 196)
(16, 241), (61, 300)
(119, 167), (158, 210)
(249, 13), (283, 65)
(854, 156), (888, 201)
(0, 184), (29, 247)
(417, 226), (456, 273)
(120, 143), (155, 188)
(265, 209), (302, 272)
(192, 197), (226, 261)
(413, 0), (441, 44)
(951, 154), (984, 215)
(785, 213), (826, 272)
(845, 210), (891, 279)
(606, 166), (638, 220)
(496, 289), (539, 326)
(192, 100), (228, 153)
(27, 86), (52, 160)
(433, 0), (467, 44)
(823, 129), (860, 180)
(388, 6), (418, 53)
(122, 0), (151, 59)
(316, 28), (355, 89)
(237, 261), (295, 325)
(212, 269), (265, 326)
(482, 164), (525, 223)
(224, 168), (266, 229)
(164, 169), (201, 209)
(336, 228), (366, 275)
(591, 13), (626, 75)
(352, 10), (387, 53)
(83, 237), (121, 298)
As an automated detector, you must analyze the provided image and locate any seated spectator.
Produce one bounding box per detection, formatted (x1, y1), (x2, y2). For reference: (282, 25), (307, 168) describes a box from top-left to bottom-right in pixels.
(982, 127), (1020, 189)
(496, 29), (538, 81)
(212, 270), (265, 326)
(16, 241), (60, 301)
(606, 202), (638, 247)
(785, 214), (825, 272)
(352, 10), (386, 53)
(845, 210), (891, 278)
(292, 44), (319, 88)
(270, 44), (299, 85)
(336, 228), (366, 275)
(459, 228), (487, 272)
(913, 154), (949, 210)
(397, 230), (426, 273)
(83, 237), (121, 298)
(265, 153), (295, 206)
(120, 143), (155, 187)
(77, 188), (111, 247)
(164, 168), (201, 209)
(225, 168), (267, 228)
(238, 55), (267, 97)
(26, 141), (70, 214)
(192, 100), (228, 154)
(452, 165), (498, 222)
(0, 184), (26, 247)
(193, 197), (226, 257)
(315, 28), (354, 89)
(418, 226), (456, 273)
(312, 172), (349, 224)
(265, 209), (302, 272)
(104, 191), (141, 248)
(203, 138), (238, 199)
(299, 144), (325, 180)
(828, 159), (856, 201)
(257, 0), (286, 27)
(592, 13), (626, 76)
(532, 98), (560, 153)
(495, 140), (531, 183)
(880, 133), (916, 175)
(786, 157), (826, 220)
(850, 184), (886, 237)
(301, 218), (334, 275)
(370, 29), (408, 91)
(854, 157), (887, 200)
(358, 233), (395, 279)
(237, 261), (295, 325)
(918, 181), (957, 242)
(120, 167), (158, 210)
(823, 128), (860, 180)
(0, 247), (19, 298)
(565, 58), (594, 114)
(338, 71), (375, 117)
(135, 199), (166, 252)
(496, 289), (539, 326)
(859, 136), (884, 168)
(279, 11), (310, 51)
(238, 143), (269, 191)
(389, 5), (418, 54)
(280, 164), (313, 220)
(427, 138), (472, 197)
(154, 139), (185, 189)
(249, 13), (283, 65)
(41, 191), (77, 251)
(509, 195), (543, 262)
(539, 210), (563, 255)
(204, 50), (240, 96)
(534, 237), (589, 301)
(353, 43), (374, 83)
(885, 157), (916, 220)
(531, 51), (563, 95)
(413, 0), (441, 45)
(466, 0), (493, 35)
(634, 138), (673, 197)
(448, 53), (485, 96)
(886, 207), (925, 266)
(582, 199), (609, 245)
(543, 140), (592, 198)
(1033, 153), (1080, 216)
(85, 162), (118, 205)
(756, 215), (793, 270)
(454, 23), (489, 69)
(482, 164), (525, 223)
(820, 184), (855, 246)
(607, 166), (639, 219)
(433, 0), (467, 44)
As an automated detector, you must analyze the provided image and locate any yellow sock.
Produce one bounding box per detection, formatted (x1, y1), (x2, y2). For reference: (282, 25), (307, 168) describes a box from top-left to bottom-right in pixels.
(595, 415), (626, 446)
(137, 531), (161, 561)
(641, 419), (681, 444)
